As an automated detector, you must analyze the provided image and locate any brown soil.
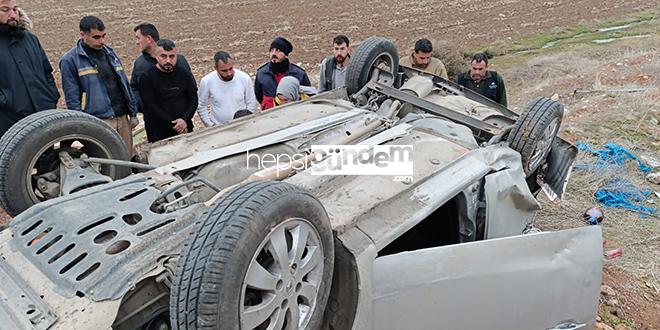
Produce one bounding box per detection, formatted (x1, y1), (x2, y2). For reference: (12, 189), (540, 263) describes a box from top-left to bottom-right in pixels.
(20, 0), (659, 87)
(502, 35), (659, 329)
(601, 268), (659, 330)
(0, 208), (8, 228)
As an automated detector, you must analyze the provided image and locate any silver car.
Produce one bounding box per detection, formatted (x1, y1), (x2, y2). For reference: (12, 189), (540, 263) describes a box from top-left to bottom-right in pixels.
(0, 37), (602, 330)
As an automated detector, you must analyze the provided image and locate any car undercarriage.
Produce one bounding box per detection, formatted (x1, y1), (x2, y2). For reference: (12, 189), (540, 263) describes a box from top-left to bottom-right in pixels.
(0, 37), (600, 330)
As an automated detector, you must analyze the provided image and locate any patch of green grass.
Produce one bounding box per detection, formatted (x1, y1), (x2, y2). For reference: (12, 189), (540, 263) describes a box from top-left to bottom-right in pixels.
(602, 119), (653, 138)
(599, 311), (636, 328)
(592, 118), (656, 150)
(490, 9), (659, 56)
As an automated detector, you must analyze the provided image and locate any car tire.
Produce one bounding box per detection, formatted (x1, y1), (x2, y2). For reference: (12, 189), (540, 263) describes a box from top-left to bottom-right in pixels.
(507, 97), (564, 176)
(345, 36), (399, 95)
(0, 110), (130, 216)
(170, 181), (334, 330)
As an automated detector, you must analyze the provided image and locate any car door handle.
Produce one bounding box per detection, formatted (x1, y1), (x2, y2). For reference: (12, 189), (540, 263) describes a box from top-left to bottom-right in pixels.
(547, 322), (587, 330)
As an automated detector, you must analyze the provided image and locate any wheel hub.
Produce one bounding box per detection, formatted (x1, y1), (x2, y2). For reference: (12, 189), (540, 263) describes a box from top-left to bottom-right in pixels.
(286, 279), (294, 294)
(240, 218), (324, 329)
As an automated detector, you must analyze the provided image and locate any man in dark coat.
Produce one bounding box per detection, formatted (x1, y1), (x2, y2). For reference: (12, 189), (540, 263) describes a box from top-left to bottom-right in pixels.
(254, 36), (311, 110)
(0, 1), (59, 137)
(60, 15), (137, 153)
(138, 39), (197, 143)
(456, 52), (507, 107)
(130, 22), (192, 114)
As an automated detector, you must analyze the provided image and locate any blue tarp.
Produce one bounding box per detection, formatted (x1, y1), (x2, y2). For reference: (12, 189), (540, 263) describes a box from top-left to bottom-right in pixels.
(576, 141), (656, 215)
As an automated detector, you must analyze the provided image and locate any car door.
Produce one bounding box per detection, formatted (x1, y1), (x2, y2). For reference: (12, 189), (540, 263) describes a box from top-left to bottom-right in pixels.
(371, 226), (603, 330)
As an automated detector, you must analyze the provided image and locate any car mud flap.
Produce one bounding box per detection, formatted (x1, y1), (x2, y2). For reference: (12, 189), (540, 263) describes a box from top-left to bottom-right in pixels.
(0, 256), (58, 330)
(484, 166), (541, 239)
(541, 138), (578, 201)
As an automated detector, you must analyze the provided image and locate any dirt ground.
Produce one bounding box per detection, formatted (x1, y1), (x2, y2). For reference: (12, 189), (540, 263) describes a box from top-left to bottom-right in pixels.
(497, 31), (659, 329)
(1, 0), (659, 328)
(19, 0), (660, 85)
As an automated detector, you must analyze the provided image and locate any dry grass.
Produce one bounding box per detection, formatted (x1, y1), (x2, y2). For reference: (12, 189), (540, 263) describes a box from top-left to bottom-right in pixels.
(431, 41), (470, 81)
(496, 33), (659, 328)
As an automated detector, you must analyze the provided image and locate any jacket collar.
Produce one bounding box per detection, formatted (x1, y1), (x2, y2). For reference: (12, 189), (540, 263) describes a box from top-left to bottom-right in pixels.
(141, 52), (157, 64)
(75, 39), (115, 58)
(468, 70), (493, 83)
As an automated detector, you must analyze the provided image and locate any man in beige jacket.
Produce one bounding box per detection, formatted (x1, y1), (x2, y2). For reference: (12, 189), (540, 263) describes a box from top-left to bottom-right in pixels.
(399, 38), (448, 80)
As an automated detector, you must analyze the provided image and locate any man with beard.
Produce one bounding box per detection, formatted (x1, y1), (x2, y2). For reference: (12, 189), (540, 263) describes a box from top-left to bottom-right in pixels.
(456, 52), (507, 106)
(254, 36), (311, 110)
(400, 38), (448, 80)
(196, 51), (257, 127)
(0, 0), (59, 138)
(138, 39), (198, 142)
(60, 16), (137, 152)
(318, 35), (350, 93)
(130, 22), (192, 114)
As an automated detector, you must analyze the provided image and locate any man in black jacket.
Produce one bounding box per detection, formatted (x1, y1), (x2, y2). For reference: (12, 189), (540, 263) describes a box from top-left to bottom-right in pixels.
(456, 52), (507, 107)
(131, 22), (192, 114)
(254, 36), (311, 110)
(138, 39), (197, 143)
(0, 0), (59, 137)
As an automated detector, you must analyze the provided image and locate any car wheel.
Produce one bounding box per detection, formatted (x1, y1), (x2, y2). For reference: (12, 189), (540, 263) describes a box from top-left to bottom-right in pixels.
(0, 110), (130, 216)
(345, 36), (399, 95)
(170, 181), (334, 330)
(507, 97), (564, 176)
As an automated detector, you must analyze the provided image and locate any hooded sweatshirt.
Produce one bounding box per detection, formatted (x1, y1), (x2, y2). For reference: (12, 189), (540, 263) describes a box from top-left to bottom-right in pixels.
(276, 76), (301, 102)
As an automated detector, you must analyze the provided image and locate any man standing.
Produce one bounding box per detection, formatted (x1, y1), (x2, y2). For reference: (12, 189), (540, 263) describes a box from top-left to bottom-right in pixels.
(60, 16), (136, 151)
(456, 52), (507, 107)
(196, 51), (257, 127)
(318, 35), (350, 92)
(0, 0), (59, 137)
(139, 39), (197, 142)
(130, 22), (192, 113)
(254, 36), (310, 110)
(399, 38), (449, 80)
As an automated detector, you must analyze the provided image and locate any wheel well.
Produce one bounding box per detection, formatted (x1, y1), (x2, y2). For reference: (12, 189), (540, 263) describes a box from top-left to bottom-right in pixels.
(112, 276), (170, 330)
(322, 237), (359, 330)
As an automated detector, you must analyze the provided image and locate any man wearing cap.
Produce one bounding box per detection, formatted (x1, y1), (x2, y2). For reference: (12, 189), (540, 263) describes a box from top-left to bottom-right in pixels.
(254, 36), (310, 110)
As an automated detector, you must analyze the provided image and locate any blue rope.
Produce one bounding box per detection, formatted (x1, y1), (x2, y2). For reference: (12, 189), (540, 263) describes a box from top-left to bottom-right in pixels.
(576, 141), (652, 173)
(575, 142), (656, 215)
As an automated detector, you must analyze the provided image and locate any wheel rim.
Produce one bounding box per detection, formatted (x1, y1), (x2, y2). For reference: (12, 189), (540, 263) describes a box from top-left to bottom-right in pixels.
(240, 218), (324, 330)
(26, 134), (114, 204)
(529, 117), (560, 170)
(368, 51), (396, 86)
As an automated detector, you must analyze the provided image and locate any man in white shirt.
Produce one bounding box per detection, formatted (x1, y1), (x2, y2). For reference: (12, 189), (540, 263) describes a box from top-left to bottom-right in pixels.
(196, 51), (257, 127)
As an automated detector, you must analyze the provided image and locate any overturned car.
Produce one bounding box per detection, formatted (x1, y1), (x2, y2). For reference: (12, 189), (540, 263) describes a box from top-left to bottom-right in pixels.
(0, 37), (602, 330)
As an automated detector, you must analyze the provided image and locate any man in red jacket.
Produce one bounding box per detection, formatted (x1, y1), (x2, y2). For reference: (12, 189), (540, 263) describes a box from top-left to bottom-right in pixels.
(254, 37), (311, 110)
